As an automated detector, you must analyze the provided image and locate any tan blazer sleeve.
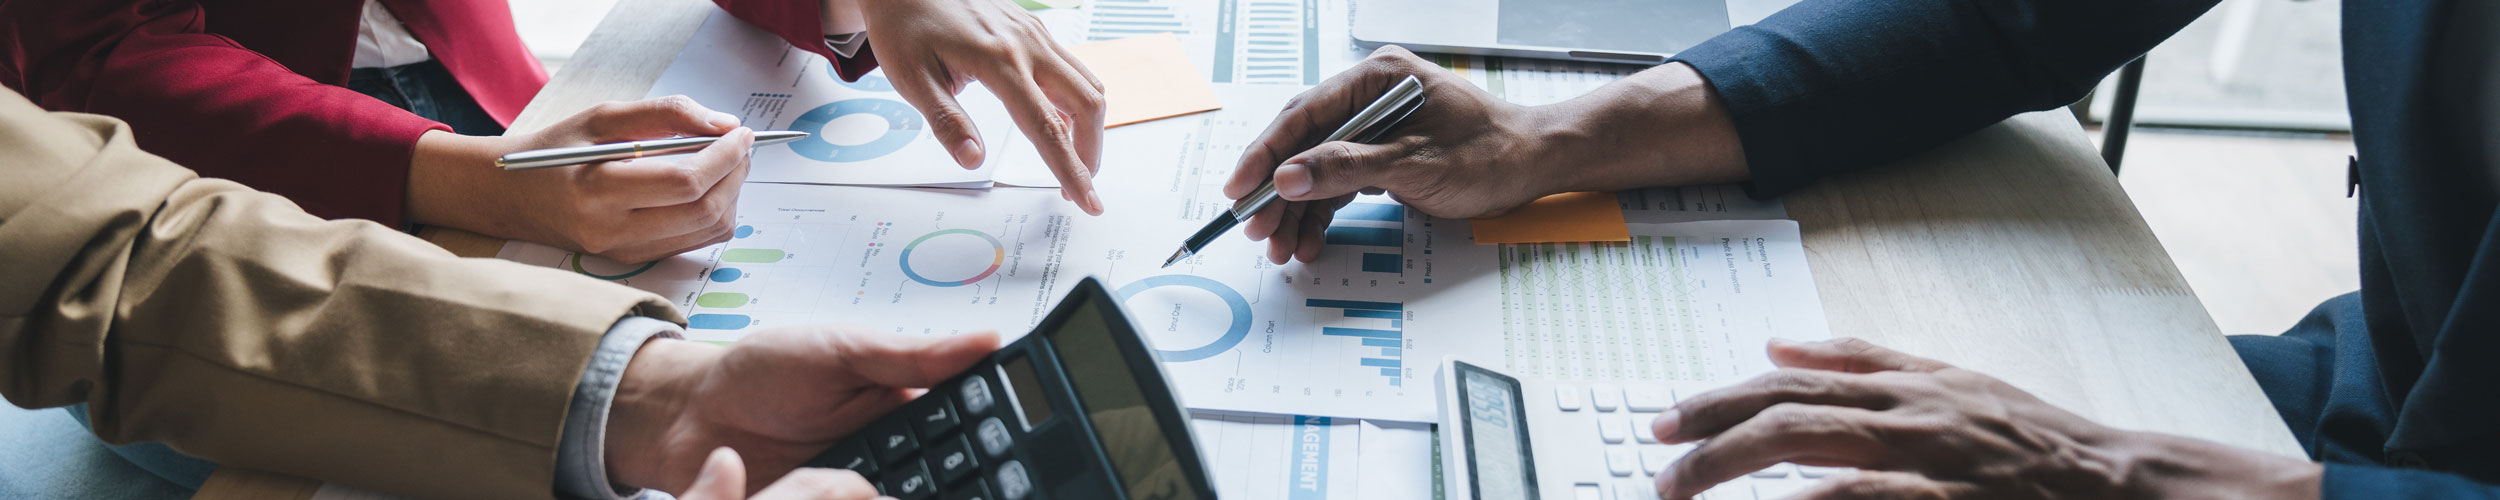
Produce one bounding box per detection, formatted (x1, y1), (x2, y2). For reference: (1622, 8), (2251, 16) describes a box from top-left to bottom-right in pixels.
(0, 89), (684, 499)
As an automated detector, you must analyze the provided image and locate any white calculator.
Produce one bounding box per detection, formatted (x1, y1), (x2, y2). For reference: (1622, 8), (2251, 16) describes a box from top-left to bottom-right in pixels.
(1435, 358), (1849, 500)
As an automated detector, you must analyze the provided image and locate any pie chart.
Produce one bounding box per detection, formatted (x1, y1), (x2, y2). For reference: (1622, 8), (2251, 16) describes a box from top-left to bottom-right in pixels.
(788, 98), (923, 163)
(899, 229), (1006, 287)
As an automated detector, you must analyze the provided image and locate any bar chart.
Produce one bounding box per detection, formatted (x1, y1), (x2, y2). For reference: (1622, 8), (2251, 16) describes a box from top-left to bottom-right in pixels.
(1308, 298), (1407, 387)
(1326, 202), (1406, 275)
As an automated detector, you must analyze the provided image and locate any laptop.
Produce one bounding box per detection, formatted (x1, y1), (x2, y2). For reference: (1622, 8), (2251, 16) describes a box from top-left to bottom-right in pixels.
(1351, 0), (1801, 65)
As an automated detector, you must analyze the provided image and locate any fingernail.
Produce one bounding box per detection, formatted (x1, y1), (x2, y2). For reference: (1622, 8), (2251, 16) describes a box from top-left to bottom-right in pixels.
(954, 139), (984, 169)
(1084, 190), (1105, 214)
(708, 112), (741, 129)
(1652, 410), (1683, 442)
(1767, 337), (1797, 348)
(1274, 162), (1311, 198)
(1656, 473), (1679, 498)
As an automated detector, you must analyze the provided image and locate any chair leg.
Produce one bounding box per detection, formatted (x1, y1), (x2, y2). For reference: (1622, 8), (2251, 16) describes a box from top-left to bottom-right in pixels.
(2103, 56), (2147, 174)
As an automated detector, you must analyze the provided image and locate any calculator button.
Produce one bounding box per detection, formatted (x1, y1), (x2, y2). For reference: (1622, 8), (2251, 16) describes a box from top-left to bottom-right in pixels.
(1597, 414), (1630, 444)
(975, 417), (1014, 458)
(1555, 384), (1584, 411)
(912, 397), (962, 440)
(1605, 447), (1636, 477)
(927, 436), (981, 485)
(868, 420), (922, 464)
(1703, 482), (1756, 500)
(1639, 446), (1671, 476)
(810, 440), (880, 476)
(944, 480), (996, 500)
(1755, 478), (1809, 499)
(959, 375), (997, 416)
(1591, 384), (1622, 412)
(1748, 463), (1795, 478)
(994, 460), (1035, 500)
(1614, 479), (1654, 500)
(1632, 413), (1660, 444)
(1798, 465), (1849, 478)
(882, 462), (937, 500)
(1571, 484), (1603, 500)
(1624, 386), (1671, 412)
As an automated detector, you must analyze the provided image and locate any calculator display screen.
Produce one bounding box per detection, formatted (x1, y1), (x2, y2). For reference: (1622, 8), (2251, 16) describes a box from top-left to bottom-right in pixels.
(1052, 298), (1200, 500)
(1459, 364), (1537, 499)
(1001, 354), (1056, 427)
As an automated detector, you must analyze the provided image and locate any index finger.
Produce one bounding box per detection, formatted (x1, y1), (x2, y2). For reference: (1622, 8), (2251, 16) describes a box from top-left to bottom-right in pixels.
(985, 68), (1105, 215)
(1226, 46), (1424, 200)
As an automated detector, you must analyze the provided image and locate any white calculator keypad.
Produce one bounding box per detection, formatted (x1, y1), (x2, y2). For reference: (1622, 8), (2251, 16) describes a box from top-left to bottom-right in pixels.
(1534, 380), (1856, 500)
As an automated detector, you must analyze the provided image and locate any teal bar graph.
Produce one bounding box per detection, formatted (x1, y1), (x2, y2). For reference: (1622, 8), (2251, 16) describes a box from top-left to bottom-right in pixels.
(1344, 309), (1399, 320)
(1324, 227), (1400, 247)
(1335, 203), (1403, 222)
(688, 314), (752, 330)
(1309, 298), (1406, 387)
(1305, 299), (1402, 312)
(1322, 327), (1400, 339)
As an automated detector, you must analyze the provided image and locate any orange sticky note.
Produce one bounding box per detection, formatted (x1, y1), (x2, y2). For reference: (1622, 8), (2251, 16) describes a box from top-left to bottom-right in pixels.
(1471, 192), (1633, 244)
(1070, 33), (1223, 127)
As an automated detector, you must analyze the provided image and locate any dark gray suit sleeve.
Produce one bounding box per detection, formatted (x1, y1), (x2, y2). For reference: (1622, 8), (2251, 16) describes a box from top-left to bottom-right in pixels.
(1667, 0), (2219, 196)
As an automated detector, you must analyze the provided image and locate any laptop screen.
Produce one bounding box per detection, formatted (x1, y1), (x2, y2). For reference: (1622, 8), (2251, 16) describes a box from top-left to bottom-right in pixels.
(1498, 0), (1731, 55)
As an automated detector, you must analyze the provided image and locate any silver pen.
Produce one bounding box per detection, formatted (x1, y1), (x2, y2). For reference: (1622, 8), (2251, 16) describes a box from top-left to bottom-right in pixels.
(1162, 75), (1428, 268)
(496, 130), (811, 170)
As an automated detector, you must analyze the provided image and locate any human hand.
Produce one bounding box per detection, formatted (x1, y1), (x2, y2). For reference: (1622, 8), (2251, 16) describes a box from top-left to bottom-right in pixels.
(679, 447), (890, 500)
(407, 96), (752, 263)
(1650, 338), (2321, 499)
(861, 0), (1106, 214)
(605, 326), (999, 495)
(1222, 46), (1554, 263)
(1226, 46), (1749, 264)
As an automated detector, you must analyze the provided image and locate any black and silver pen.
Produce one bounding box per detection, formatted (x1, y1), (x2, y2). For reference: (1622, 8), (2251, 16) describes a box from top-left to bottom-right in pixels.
(496, 130), (811, 170)
(1161, 75), (1428, 268)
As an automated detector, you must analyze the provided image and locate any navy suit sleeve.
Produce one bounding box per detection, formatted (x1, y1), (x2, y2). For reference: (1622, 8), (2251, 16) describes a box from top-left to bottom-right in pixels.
(2324, 463), (2500, 499)
(1668, 0), (2218, 196)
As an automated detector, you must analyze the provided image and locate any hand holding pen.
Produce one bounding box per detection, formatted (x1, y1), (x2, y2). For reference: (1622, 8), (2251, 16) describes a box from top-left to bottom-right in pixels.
(1214, 46), (1695, 265)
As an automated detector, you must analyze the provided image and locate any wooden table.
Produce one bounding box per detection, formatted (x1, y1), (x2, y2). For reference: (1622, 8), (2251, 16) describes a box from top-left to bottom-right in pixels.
(193, 0), (2303, 497)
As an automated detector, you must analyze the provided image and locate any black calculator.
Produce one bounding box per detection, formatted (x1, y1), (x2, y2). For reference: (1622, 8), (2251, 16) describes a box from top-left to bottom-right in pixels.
(801, 277), (1217, 500)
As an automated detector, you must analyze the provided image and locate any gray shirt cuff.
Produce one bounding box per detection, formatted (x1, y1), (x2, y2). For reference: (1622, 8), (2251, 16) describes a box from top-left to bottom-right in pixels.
(555, 316), (684, 500)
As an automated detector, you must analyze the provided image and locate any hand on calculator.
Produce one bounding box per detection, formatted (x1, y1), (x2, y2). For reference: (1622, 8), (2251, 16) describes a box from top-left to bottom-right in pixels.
(604, 325), (1003, 496)
(1650, 338), (2321, 499)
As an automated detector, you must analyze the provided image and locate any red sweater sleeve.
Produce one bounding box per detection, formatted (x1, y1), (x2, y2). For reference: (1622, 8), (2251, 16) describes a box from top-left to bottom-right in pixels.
(0, 1), (449, 227)
(710, 0), (883, 81)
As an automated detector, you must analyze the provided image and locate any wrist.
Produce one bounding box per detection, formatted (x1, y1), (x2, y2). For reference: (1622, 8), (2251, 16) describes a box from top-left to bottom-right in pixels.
(2114, 431), (2323, 499)
(607, 337), (727, 491)
(1542, 62), (1748, 192)
(405, 130), (527, 233)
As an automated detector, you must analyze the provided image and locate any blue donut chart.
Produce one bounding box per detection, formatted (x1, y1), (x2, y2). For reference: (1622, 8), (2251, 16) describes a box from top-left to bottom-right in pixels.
(788, 99), (923, 163)
(1114, 275), (1254, 363)
(899, 229), (1006, 287)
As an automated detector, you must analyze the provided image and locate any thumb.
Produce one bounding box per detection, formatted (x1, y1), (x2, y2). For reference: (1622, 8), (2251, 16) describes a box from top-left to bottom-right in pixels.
(584, 95), (743, 142)
(1767, 337), (1953, 374)
(1272, 140), (1409, 202)
(682, 447), (748, 500)
(835, 330), (1002, 389)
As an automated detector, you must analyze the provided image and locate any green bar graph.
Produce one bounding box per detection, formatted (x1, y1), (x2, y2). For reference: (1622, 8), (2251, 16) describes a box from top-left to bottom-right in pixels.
(721, 248), (786, 263)
(696, 292), (750, 308)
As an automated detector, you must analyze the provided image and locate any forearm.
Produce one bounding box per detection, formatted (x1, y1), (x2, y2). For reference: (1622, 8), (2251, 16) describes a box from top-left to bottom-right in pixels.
(0, 94), (685, 498)
(1537, 62), (1750, 192)
(2118, 432), (2322, 499)
(1664, 0), (2218, 196)
(407, 129), (531, 235)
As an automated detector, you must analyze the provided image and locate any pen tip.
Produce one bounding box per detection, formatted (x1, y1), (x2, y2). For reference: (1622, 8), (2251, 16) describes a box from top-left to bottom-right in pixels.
(1161, 248), (1189, 268)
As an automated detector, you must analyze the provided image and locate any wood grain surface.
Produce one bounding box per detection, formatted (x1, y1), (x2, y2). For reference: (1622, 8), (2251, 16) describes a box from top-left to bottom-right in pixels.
(192, 0), (2300, 497)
